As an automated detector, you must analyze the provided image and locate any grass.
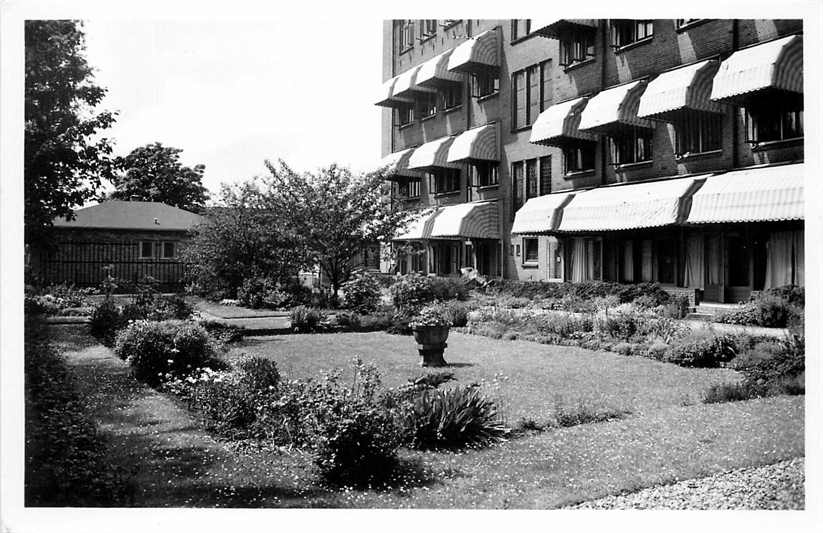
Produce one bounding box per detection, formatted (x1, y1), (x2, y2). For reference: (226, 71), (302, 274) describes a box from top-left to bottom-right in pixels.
(230, 331), (741, 421)
(43, 325), (804, 508)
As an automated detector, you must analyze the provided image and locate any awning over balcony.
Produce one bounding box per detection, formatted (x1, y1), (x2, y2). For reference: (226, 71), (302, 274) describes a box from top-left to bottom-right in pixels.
(558, 175), (703, 232)
(447, 123), (499, 163)
(710, 34), (803, 103)
(511, 192), (575, 234)
(578, 80), (653, 133)
(375, 77), (414, 108)
(377, 148), (421, 180)
(416, 49), (464, 87)
(529, 19), (597, 39)
(430, 201), (500, 239)
(395, 209), (437, 240)
(447, 29), (499, 73)
(637, 60), (724, 120)
(408, 136), (460, 169)
(530, 97), (598, 146)
(687, 163), (803, 224)
(394, 202), (500, 240)
(392, 64), (437, 99)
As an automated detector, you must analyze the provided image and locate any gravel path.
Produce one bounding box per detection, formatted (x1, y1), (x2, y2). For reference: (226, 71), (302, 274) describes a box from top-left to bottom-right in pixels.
(570, 458), (804, 510)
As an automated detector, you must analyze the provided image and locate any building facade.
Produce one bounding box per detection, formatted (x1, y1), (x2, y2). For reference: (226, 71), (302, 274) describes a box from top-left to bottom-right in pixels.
(31, 200), (203, 290)
(377, 19), (804, 304)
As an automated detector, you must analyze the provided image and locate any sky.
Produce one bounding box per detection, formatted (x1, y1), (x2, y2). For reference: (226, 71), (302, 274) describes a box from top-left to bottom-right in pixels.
(82, 17), (385, 199)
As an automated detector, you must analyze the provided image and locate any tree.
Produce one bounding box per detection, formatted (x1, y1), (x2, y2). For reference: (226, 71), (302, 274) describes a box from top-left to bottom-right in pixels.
(181, 179), (307, 298)
(25, 20), (118, 245)
(111, 142), (209, 212)
(263, 160), (411, 299)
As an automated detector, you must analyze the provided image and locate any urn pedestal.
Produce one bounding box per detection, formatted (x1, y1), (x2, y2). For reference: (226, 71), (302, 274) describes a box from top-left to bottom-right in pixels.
(412, 325), (450, 367)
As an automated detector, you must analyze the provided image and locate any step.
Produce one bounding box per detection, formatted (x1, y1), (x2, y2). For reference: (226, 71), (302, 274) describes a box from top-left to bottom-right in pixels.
(685, 312), (715, 322)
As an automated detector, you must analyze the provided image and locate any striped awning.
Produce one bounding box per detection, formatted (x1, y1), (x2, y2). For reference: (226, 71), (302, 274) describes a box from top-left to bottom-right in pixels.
(448, 29), (499, 73)
(408, 136), (460, 169)
(687, 163), (803, 224)
(710, 34), (803, 102)
(511, 192), (575, 234)
(638, 60), (724, 120)
(530, 97), (598, 146)
(392, 64), (437, 99)
(416, 49), (464, 87)
(578, 80), (653, 133)
(558, 176), (703, 231)
(529, 19), (597, 39)
(430, 201), (500, 239)
(375, 77), (414, 108)
(395, 209), (437, 240)
(447, 123), (499, 163)
(377, 148), (421, 180)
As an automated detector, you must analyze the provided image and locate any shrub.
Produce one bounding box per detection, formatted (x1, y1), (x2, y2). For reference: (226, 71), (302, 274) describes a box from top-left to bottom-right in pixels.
(702, 382), (763, 404)
(236, 356), (281, 392)
(443, 300), (471, 327)
(664, 332), (738, 368)
(88, 298), (126, 346)
(237, 277), (276, 309)
(396, 385), (509, 450)
(616, 282), (671, 306)
(358, 311), (396, 332)
(334, 311), (362, 331)
(199, 320), (244, 343)
(597, 311), (639, 341)
(114, 320), (222, 385)
(341, 271), (382, 313)
(739, 333), (804, 395)
(552, 398), (630, 427)
(662, 295), (691, 319)
(428, 276), (469, 302)
(386, 313), (413, 335)
(151, 295), (194, 320)
(716, 287), (804, 328)
(290, 306), (326, 333)
(389, 274), (468, 314)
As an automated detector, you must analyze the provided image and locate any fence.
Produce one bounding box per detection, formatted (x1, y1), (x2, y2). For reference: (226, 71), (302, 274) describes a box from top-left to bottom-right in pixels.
(34, 241), (190, 290)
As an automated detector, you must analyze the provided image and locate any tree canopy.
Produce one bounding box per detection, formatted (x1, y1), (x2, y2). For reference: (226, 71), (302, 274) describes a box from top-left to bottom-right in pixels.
(25, 20), (118, 245)
(111, 142), (209, 213)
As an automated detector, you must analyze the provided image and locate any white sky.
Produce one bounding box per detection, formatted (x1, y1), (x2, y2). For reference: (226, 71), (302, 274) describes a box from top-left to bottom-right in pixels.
(83, 17), (385, 199)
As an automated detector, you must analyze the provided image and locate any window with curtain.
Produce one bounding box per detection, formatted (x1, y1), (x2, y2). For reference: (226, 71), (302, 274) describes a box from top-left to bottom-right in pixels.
(418, 92), (438, 119)
(547, 237), (563, 280)
(539, 155), (552, 196)
(675, 111), (722, 155)
(428, 168), (460, 194)
(512, 64), (544, 129)
(397, 105), (414, 127)
(400, 20), (415, 51)
(560, 33), (595, 66)
(610, 127), (653, 165)
(419, 19), (437, 40)
(563, 144), (596, 174)
(471, 72), (500, 98)
(470, 161), (499, 187)
(442, 83), (463, 110)
(745, 93), (804, 144)
(570, 237), (601, 281)
(525, 159), (538, 199)
(523, 238), (539, 264)
(610, 20), (654, 48)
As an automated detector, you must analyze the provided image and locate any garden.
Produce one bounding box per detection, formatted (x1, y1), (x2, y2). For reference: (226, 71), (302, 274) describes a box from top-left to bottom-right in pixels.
(23, 269), (805, 507)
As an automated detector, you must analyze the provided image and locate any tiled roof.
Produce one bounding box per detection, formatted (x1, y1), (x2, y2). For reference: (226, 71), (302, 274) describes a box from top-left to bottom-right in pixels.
(53, 200), (203, 231)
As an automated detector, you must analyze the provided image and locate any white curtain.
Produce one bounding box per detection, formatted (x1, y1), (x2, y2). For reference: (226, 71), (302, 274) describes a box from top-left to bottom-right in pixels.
(764, 231), (793, 289)
(570, 238), (586, 282)
(683, 233), (705, 289)
(794, 229), (804, 286)
(622, 240), (634, 282)
(641, 239), (653, 282)
(706, 235), (722, 285)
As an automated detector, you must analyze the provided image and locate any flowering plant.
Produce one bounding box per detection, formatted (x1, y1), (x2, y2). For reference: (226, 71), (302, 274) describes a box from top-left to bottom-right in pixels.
(409, 302), (453, 328)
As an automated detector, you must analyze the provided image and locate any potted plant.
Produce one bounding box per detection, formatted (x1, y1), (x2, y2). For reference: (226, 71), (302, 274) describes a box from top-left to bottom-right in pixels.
(409, 302), (453, 367)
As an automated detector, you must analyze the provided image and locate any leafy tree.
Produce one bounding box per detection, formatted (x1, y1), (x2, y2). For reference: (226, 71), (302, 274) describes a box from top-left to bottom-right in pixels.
(181, 179), (307, 298)
(263, 160), (411, 299)
(111, 142), (209, 212)
(25, 20), (118, 245)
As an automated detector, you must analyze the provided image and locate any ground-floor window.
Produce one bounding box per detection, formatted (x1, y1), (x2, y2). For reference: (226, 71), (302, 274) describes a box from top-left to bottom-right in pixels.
(568, 237), (601, 282)
(522, 237), (538, 264)
(547, 237), (563, 280)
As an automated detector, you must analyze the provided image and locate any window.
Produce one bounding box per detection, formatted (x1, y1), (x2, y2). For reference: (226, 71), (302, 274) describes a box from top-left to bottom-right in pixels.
(511, 161), (524, 217)
(398, 179), (420, 199)
(418, 92), (438, 119)
(470, 161), (499, 187)
(511, 19), (531, 41)
(140, 241), (154, 259)
(428, 168), (460, 194)
(674, 111), (722, 155)
(397, 105), (414, 127)
(419, 19), (437, 40)
(523, 238), (539, 264)
(400, 20), (415, 51)
(560, 33), (595, 66)
(512, 64), (545, 129)
(745, 94), (804, 144)
(442, 84), (463, 110)
(610, 127), (653, 165)
(471, 71), (500, 98)
(539, 62), (552, 111)
(539, 156), (552, 196)
(610, 20), (654, 48)
(525, 159), (538, 200)
(162, 241), (176, 259)
(563, 144), (596, 174)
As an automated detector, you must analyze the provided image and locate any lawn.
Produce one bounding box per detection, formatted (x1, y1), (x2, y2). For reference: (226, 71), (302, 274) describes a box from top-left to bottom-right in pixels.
(46, 325), (804, 508)
(230, 331), (741, 422)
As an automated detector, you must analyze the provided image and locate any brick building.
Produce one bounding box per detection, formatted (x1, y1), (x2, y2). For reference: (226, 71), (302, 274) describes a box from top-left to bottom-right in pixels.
(31, 200), (203, 290)
(377, 19), (803, 304)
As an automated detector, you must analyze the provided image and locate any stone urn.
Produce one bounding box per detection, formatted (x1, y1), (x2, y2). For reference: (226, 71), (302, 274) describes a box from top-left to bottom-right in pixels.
(412, 325), (450, 367)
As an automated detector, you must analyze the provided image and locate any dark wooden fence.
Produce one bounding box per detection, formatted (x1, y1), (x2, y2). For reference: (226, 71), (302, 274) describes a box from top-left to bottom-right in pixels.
(34, 241), (189, 290)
